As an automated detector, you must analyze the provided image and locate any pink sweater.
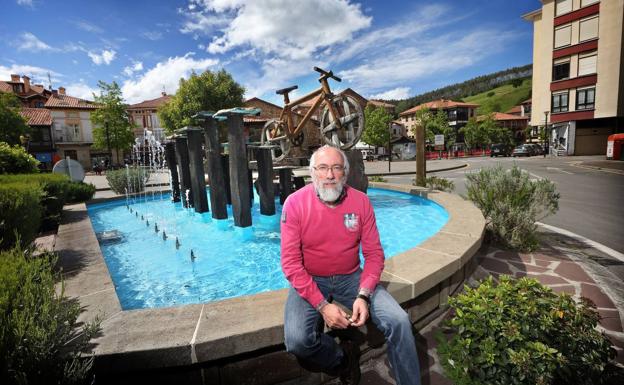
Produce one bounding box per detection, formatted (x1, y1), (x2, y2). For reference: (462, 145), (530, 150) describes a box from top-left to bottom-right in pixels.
(280, 184), (385, 309)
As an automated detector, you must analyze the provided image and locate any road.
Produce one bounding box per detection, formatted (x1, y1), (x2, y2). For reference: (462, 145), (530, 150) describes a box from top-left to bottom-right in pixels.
(382, 155), (624, 255)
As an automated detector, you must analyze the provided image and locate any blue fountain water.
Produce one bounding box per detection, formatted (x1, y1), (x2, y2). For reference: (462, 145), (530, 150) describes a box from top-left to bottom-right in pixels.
(87, 188), (448, 310)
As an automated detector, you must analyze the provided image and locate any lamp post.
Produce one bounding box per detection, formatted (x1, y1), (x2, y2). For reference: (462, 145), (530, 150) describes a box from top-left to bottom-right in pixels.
(105, 121), (112, 166)
(543, 111), (549, 158)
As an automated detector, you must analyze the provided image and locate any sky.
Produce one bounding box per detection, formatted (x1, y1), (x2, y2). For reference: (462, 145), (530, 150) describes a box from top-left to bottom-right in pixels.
(1, 0), (541, 106)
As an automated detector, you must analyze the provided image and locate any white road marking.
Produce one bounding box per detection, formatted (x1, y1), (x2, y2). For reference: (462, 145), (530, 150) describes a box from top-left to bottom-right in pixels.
(537, 222), (624, 263)
(547, 166), (573, 175)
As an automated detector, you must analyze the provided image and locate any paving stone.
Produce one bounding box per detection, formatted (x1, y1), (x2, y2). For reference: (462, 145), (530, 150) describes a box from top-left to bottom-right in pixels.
(359, 370), (394, 385)
(534, 259), (553, 268)
(533, 248), (570, 262)
(550, 285), (576, 295)
(554, 262), (595, 283)
(480, 257), (512, 275)
(425, 370), (453, 385)
(580, 283), (616, 309)
(525, 274), (569, 286)
(493, 250), (528, 263)
(597, 309), (623, 332)
(509, 262), (549, 274)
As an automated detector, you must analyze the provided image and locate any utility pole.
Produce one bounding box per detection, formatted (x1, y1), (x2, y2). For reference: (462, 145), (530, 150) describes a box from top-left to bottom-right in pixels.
(105, 121), (112, 165)
(543, 111), (549, 158)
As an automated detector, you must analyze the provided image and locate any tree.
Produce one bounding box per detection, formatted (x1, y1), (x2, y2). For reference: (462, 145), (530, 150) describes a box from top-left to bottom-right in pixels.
(0, 92), (29, 145)
(461, 114), (514, 150)
(460, 117), (488, 150)
(158, 70), (245, 133)
(91, 81), (135, 165)
(362, 105), (392, 147)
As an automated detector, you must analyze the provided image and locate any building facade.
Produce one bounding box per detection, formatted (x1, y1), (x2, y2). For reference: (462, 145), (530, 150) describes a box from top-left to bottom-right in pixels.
(126, 92), (171, 142)
(524, 0), (624, 155)
(399, 99), (479, 143)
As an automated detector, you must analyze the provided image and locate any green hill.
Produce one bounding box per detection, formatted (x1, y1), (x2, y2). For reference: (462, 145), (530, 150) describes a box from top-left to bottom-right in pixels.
(462, 78), (532, 115)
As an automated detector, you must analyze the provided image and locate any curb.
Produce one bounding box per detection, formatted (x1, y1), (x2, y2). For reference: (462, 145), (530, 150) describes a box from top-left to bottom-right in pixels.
(569, 161), (624, 176)
(537, 222), (624, 262)
(366, 163), (468, 177)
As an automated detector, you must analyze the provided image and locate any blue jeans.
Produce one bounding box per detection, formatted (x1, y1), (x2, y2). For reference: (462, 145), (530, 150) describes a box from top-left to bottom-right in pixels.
(284, 270), (421, 385)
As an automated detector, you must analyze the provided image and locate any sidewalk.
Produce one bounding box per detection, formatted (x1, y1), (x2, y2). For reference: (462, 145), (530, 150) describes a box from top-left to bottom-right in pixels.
(326, 226), (624, 385)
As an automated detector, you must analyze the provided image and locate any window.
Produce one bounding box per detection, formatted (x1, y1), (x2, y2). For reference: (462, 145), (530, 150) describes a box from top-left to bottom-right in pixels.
(555, 0), (572, 16)
(576, 87), (595, 110)
(554, 24), (572, 48)
(579, 16), (599, 42)
(553, 58), (570, 80)
(35, 101), (44, 108)
(578, 51), (597, 76)
(552, 91), (569, 113)
(64, 150), (78, 161)
(581, 0), (599, 7)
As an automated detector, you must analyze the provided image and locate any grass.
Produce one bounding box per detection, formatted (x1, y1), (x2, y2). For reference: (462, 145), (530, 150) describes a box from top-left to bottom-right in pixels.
(463, 78), (532, 115)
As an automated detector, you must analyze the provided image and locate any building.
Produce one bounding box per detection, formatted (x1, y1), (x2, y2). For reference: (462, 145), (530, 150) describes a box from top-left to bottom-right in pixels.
(18, 108), (55, 169)
(45, 89), (99, 169)
(0, 74), (50, 108)
(523, 0), (624, 155)
(505, 98), (532, 119)
(367, 100), (396, 115)
(478, 112), (530, 143)
(126, 92), (171, 142)
(398, 99), (479, 143)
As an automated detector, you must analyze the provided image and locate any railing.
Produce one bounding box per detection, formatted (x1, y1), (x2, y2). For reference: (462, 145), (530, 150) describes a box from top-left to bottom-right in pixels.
(53, 127), (83, 143)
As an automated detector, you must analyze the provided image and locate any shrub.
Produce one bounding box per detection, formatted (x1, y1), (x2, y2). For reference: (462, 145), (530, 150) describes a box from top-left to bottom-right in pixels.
(368, 175), (387, 183)
(106, 167), (149, 194)
(426, 176), (454, 192)
(0, 142), (39, 174)
(438, 276), (615, 385)
(466, 165), (559, 251)
(487, 91), (495, 97)
(0, 182), (42, 250)
(0, 245), (100, 385)
(65, 181), (96, 203)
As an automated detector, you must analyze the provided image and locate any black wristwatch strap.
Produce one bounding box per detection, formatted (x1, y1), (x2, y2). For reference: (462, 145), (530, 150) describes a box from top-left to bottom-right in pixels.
(357, 294), (370, 306)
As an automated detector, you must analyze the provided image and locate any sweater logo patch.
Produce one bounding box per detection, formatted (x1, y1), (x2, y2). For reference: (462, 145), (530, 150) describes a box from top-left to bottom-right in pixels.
(343, 213), (359, 232)
(281, 211), (287, 223)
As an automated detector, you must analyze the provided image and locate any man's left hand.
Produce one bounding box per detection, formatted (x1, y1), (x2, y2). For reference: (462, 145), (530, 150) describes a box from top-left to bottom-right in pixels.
(349, 298), (369, 327)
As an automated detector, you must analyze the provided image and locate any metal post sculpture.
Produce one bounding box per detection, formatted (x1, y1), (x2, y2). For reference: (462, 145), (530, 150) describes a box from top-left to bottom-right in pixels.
(253, 146), (276, 215)
(181, 126), (209, 213)
(345, 149), (368, 193)
(173, 134), (193, 208)
(194, 112), (228, 220)
(164, 141), (181, 202)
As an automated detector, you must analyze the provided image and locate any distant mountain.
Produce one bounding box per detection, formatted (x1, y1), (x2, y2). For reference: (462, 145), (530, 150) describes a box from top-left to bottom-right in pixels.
(389, 64), (532, 114)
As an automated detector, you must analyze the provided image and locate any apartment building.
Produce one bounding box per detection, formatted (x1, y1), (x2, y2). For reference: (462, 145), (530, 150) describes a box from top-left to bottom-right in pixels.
(0, 74), (50, 108)
(127, 92), (171, 142)
(398, 99), (479, 144)
(523, 0), (624, 155)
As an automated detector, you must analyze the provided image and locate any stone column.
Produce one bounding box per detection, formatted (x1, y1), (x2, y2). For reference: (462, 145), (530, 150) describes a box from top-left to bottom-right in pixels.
(202, 117), (228, 220)
(225, 114), (252, 227)
(184, 127), (209, 213)
(174, 135), (193, 208)
(255, 147), (275, 215)
(345, 149), (368, 193)
(165, 141), (180, 202)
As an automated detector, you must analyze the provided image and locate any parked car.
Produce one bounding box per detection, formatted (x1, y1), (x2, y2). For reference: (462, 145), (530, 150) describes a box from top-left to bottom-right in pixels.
(490, 143), (513, 157)
(525, 143), (543, 156)
(512, 145), (532, 157)
(360, 149), (376, 161)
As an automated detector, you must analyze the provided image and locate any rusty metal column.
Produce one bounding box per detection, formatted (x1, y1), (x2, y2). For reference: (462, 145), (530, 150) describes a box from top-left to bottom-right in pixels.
(174, 134), (193, 208)
(200, 116), (228, 220)
(184, 126), (209, 213)
(254, 146), (275, 215)
(164, 141), (180, 202)
(224, 113), (251, 227)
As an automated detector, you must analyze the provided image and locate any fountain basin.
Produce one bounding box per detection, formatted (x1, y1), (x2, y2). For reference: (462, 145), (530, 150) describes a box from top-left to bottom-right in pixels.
(54, 183), (485, 383)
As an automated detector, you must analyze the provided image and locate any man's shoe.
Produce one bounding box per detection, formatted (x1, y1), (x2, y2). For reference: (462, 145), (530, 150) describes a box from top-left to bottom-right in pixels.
(338, 340), (361, 385)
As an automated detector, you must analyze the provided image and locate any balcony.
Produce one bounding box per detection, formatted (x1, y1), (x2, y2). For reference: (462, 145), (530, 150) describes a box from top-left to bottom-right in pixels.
(53, 126), (90, 144)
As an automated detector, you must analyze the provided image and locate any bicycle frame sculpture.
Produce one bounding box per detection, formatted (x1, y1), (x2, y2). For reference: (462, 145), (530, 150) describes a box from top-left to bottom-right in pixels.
(261, 67), (364, 161)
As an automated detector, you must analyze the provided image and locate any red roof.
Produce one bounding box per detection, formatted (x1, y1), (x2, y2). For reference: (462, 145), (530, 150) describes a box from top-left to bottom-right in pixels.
(505, 105), (522, 114)
(0, 82), (12, 93)
(368, 100), (396, 108)
(127, 94), (172, 109)
(19, 108), (52, 126)
(45, 94), (98, 109)
(478, 112), (529, 121)
(400, 99), (479, 116)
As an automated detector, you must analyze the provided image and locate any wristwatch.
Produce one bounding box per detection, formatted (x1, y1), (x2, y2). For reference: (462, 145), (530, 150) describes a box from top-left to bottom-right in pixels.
(357, 288), (371, 306)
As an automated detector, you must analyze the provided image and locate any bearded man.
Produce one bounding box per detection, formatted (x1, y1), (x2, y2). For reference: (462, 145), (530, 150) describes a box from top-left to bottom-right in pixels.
(280, 145), (421, 385)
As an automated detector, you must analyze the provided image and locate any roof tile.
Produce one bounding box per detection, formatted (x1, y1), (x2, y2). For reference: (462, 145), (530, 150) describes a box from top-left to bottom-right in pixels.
(19, 108), (52, 125)
(45, 94), (98, 109)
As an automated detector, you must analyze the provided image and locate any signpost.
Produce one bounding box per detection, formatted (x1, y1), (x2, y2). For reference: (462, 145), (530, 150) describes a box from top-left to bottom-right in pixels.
(434, 134), (445, 159)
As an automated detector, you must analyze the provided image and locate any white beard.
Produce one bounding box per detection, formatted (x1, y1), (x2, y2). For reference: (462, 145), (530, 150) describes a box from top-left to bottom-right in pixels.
(314, 178), (345, 202)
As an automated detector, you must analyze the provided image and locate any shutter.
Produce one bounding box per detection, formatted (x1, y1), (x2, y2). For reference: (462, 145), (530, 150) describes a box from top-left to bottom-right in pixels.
(554, 25), (571, 48)
(556, 0), (572, 16)
(578, 54), (597, 76)
(581, 0), (599, 7)
(579, 17), (599, 42)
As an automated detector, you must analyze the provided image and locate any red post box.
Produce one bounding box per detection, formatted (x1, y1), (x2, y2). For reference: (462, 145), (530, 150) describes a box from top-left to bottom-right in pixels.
(606, 133), (624, 160)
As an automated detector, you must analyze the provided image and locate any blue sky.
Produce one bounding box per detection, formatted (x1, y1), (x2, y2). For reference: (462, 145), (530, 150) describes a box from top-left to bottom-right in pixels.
(2, 0), (541, 105)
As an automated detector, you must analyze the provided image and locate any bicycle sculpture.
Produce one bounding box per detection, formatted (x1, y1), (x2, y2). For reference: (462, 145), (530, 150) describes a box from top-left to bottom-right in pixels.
(261, 67), (364, 161)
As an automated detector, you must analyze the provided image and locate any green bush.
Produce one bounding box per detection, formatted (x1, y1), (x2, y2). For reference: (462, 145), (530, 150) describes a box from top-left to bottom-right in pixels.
(106, 166), (149, 194)
(466, 165), (559, 251)
(0, 245), (100, 385)
(65, 181), (96, 203)
(0, 182), (42, 250)
(438, 276), (616, 385)
(0, 142), (40, 174)
(368, 175), (387, 183)
(426, 176), (454, 192)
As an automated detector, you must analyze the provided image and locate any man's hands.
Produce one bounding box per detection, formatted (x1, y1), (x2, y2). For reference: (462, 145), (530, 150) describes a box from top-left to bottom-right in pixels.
(319, 298), (369, 329)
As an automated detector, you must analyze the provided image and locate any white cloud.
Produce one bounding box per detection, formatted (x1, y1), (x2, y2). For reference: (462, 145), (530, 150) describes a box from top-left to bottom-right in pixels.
(141, 31), (163, 41)
(65, 81), (98, 101)
(120, 53), (219, 104)
(88, 49), (117, 65)
(123, 61), (144, 76)
(182, 0), (371, 60)
(0, 64), (61, 86)
(72, 20), (103, 34)
(17, 0), (33, 7)
(368, 87), (411, 100)
(16, 32), (55, 52)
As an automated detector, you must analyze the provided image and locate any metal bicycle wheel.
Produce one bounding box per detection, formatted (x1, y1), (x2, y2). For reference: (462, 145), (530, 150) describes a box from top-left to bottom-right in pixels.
(320, 94), (364, 150)
(261, 119), (290, 162)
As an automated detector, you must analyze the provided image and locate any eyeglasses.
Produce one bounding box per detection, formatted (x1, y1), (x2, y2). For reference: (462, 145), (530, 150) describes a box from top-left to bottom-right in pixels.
(313, 164), (345, 174)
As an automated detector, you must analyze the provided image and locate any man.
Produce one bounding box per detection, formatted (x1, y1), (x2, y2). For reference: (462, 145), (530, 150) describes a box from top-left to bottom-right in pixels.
(281, 145), (421, 385)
